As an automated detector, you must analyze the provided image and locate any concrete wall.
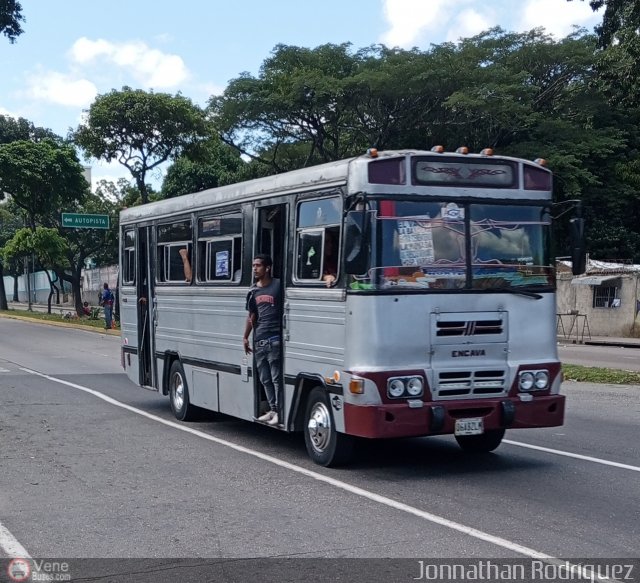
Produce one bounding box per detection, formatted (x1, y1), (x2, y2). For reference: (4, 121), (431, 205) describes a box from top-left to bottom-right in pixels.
(3, 265), (119, 306)
(557, 273), (640, 337)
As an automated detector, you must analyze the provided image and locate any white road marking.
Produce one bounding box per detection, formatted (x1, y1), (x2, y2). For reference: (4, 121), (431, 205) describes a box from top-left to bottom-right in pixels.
(7, 367), (622, 582)
(0, 368), (10, 373)
(0, 521), (31, 558)
(504, 440), (640, 472)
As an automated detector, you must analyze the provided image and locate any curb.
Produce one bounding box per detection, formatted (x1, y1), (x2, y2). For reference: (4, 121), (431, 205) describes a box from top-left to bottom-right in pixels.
(0, 312), (120, 335)
(583, 340), (640, 349)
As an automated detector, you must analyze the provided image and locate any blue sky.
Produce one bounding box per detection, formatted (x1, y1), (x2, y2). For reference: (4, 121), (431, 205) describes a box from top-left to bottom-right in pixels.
(1, 0), (601, 187)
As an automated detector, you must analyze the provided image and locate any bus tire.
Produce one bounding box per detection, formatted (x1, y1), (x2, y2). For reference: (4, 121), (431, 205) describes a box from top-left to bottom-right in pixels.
(169, 360), (198, 422)
(455, 428), (505, 453)
(304, 387), (354, 467)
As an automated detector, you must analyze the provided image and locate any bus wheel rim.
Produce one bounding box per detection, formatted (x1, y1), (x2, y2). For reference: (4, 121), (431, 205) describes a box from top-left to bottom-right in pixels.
(307, 401), (332, 453)
(173, 375), (185, 410)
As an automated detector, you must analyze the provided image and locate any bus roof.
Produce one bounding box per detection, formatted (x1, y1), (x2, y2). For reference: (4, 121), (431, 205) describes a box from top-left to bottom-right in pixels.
(119, 149), (550, 225)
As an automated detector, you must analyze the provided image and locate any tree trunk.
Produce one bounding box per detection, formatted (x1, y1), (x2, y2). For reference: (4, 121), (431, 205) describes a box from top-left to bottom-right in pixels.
(57, 265), (84, 317)
(0, 262), (8, 311)
(12, 275), (18, 302)
(71, 274), (83, 316)
(43, 270), (54, 314)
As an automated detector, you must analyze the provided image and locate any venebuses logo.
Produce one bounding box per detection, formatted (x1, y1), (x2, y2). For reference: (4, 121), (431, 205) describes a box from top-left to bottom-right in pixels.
(7, 558), (31, 582)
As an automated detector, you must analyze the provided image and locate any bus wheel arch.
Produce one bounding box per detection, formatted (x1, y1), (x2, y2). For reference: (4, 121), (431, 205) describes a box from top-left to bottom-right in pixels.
(303, 386), (354, 467)
(161, 351), (181, 396)
(168, 358), (198, 422)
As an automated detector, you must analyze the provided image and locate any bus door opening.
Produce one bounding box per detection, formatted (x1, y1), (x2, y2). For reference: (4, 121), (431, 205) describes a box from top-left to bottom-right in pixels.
(252, 203), (287, 420)
(136, 226), (154, 388)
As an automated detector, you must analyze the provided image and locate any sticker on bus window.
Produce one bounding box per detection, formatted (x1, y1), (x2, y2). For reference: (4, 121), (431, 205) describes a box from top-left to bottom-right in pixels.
(442, 203), (464, 220)
(397, 216), (435, 266)
(216, 250), (230, 277)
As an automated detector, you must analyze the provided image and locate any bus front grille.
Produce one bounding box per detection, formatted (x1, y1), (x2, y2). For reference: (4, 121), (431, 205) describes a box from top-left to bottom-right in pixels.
(436, 319), (503, 337)
(434, 370), (506, 398)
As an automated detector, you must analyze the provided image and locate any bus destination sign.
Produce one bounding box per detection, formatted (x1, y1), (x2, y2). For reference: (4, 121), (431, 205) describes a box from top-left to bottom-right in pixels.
(62, 213), (110, 229)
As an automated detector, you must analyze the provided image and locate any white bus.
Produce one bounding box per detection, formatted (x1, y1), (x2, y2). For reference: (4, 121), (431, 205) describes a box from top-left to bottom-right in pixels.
(119, 147), (584, 466)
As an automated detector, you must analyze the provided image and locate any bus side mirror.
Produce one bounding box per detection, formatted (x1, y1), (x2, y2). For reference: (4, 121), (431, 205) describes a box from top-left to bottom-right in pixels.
(569, 217), (586, 275)
(344, 211), (370, 275)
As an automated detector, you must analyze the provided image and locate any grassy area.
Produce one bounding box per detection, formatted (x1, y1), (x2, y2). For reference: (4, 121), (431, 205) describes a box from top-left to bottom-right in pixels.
(0, 308), (118, 331)
(563, 364), (640, 385)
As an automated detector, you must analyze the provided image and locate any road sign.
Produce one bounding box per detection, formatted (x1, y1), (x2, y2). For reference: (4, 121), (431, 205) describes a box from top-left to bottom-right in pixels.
(62, 213), (110, 229)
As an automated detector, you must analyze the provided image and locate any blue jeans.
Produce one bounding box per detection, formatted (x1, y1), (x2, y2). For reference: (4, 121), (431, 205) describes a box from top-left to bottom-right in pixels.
(254, 338), (281, 411)
(104, 305), (113, 329)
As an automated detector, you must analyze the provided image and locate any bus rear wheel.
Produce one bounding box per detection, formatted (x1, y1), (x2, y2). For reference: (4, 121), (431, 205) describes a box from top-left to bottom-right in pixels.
(455, 428), (505, 453)
(304, 387), (354, 467)
(169, 360), (198, 421)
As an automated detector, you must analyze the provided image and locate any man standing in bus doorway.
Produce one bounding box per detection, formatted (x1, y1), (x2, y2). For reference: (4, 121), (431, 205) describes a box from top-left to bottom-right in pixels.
(243, 254), (282, 426)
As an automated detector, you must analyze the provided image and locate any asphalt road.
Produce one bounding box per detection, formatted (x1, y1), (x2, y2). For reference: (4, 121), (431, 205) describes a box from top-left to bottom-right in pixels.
(0, 318), (638, 581)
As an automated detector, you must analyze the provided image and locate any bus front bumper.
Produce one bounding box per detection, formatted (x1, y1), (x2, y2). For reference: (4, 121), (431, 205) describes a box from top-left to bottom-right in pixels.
(343, 395), (565, 439)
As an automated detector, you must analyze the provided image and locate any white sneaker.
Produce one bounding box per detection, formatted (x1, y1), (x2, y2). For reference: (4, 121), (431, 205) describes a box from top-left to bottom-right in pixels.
(266, 413), (279, 426)
(257, 411), (274, 422)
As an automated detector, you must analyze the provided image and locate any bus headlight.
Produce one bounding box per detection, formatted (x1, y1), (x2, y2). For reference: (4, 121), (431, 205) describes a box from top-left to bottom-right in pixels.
(388, 379), (405, 398)
(406, 377), (424, 397)
(519, 371), (535, 391)
(534, 371), (549, 389)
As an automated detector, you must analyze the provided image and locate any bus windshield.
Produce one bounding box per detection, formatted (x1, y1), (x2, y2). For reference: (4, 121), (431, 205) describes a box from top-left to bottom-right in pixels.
(348, 200), (553, 291)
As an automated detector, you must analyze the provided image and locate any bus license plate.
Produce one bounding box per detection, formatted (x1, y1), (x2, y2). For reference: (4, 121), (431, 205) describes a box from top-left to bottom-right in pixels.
(455, 418), (484, 436)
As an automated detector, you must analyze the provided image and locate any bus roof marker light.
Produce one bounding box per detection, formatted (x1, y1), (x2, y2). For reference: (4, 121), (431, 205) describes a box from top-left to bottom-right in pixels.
(480, 148), (494, 156)
(456, 146), (469, 154)
(534, 158), (547, 166)
(367, 148), (378, 158)
(430, 145), (444, 153)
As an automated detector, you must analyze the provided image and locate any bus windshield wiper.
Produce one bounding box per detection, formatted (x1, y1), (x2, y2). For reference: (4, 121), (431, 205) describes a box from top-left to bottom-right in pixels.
(483, 287), (543, 299)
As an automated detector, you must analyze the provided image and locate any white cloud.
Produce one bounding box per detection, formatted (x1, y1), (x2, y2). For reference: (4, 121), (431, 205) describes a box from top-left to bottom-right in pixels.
(446, 9), (492, 42)
(0, 105), (20, 119)
(380, 0), (450, 47)
(26, 71), (98, 108)
(380, 0), (602, 49)
(517, 0), (600, 38)
(69, 37), (189, 88)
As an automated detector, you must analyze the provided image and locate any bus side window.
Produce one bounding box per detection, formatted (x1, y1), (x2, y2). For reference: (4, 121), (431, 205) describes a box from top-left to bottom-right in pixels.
(122, 229), (136, 284)
(169, 244), (192, 282)
(156, 220), (192, 284)
(197, 213), (243, 284)
(297, 231), (323, 280)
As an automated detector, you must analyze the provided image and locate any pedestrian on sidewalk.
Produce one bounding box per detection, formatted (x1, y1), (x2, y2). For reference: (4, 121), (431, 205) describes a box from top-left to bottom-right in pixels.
(99, 282), (114, 330)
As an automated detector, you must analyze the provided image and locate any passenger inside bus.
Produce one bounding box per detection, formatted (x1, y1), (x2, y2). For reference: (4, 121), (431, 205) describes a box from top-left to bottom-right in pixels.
(322, 230), (339, 287)
(178, 247), (193, 282)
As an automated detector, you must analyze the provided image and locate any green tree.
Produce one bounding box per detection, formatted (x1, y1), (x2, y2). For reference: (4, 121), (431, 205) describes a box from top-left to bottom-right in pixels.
(0, 202), (24, 302)
(0, 139), (88, 228)
(161, 137), (244, 198)
(209, 43), (376, 172)
(0, 0), (24, 43)
(74, 87), (211, 204)
(0, 117), (60, 309)
(212, 33), (640, 260)
(0, 139), (91, 312)
(570, 1), (640, 107)
(0, 115), (60, 144)
(1, 227), (67, 311)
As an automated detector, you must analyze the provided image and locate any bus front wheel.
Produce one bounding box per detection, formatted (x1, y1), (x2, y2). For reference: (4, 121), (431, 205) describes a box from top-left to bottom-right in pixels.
(169, 360), (198, 421)
(304, 387), (354, 467)
(455, 428), (505, 453)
